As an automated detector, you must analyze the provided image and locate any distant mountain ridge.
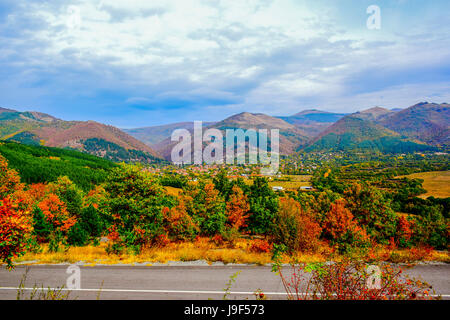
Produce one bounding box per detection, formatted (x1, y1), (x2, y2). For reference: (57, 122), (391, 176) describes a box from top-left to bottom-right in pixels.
(0, 108), (164, 163)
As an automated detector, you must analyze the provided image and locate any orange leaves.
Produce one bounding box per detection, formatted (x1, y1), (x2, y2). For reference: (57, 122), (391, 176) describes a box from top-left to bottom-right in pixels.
(0, 197), (33, 268)
(397, 215), (413, 243)
(162, 200), (199, 240)
(0, 155), (22, 199)
(276, 197), (322, 252)
(249, 239), (273, 253)
(226, 185), (250, 231)
(324, 198), (369, 245)
(38, 193), (76, 232)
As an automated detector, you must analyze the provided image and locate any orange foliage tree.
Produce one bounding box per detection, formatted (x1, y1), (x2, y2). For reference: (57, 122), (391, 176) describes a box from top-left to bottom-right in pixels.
(162, 199), (199, 241)
(323, 199), (370, 252)
(273, 197), (322, 252)
(225, 185), (250, 231)
(38, 194), (76, 233)
(0, 155), (23, 199)
(0, 198), (33, 269)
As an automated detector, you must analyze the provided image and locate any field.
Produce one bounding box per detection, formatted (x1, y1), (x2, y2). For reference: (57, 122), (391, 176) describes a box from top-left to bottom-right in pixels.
(399, 171), (450, 199)
(268, 175), (312, 191)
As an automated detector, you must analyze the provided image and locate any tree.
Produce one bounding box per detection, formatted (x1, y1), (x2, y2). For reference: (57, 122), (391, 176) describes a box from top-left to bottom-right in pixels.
(344, 183), (397, 243)
(0, 155), (22, 199)
(273, 197), (321, 252)
(182, 182), (226, 236)
(247, 177), (279, 234)
(0, 198), (33, 269)
(48, 176), (84, 217)
(225, 185), (250, 231)
(323, 199), (369, 252)
(104, 164), (171, 252)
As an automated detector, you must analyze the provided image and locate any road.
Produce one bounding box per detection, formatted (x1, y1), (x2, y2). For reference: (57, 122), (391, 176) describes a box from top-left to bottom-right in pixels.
(0, 264), (449, 300)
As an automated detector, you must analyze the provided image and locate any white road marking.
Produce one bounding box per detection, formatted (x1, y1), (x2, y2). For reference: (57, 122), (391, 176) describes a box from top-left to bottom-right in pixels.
(0, 287), (448, 297)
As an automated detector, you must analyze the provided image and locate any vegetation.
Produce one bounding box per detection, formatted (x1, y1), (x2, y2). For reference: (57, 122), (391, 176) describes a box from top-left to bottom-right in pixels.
(0, 149), (448, 270)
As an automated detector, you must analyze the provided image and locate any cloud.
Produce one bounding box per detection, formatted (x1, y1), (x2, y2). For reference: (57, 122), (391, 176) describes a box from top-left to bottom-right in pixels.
(0, 0), (449, 126)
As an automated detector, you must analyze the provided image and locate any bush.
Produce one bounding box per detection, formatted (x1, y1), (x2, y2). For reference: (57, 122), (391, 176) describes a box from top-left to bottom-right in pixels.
(275, 260), (438, 300)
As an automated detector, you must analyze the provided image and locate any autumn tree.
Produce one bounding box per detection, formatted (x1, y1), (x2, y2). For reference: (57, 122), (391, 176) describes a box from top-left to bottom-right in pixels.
(0, 155), (23, 199)
(162, 199), (199, 241)
(0, 198), (33, 269)
(226, 185), (250, 231)
(323, 198), (370, 252)
(273, 197), (322, 252)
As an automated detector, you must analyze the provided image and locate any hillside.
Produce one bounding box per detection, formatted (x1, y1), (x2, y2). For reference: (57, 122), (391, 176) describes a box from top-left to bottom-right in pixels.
(304, 115), (436, 153)
(153, 112), (310, 160)
(0, 140), (116, 191)
(380, 102), (450, 147)
(0, 108), (164, 164)
(278, 109), (347, 137)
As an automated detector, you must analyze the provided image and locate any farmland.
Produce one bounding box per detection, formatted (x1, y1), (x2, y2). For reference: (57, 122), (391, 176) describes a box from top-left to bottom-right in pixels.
(399, 171), (450, 198)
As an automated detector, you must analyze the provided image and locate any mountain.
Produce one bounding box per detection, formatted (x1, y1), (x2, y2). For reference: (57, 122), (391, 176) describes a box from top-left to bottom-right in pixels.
(304, 114), (436, 153)
(278, 109), (347, 137)
(380, 102), (449, 147)
(351, 106), (396, 122)
(0, 108), (164, 164)
(124, 121), (216, 147)
(151, 112), (310, 161)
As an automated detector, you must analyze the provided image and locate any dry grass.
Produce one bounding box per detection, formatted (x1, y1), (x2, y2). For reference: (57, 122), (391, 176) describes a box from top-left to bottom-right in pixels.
(10, 238), (449, 267)
(399, 171), (450, 198)
(164, 186), (183, 196)
(268, 175), (312, 191)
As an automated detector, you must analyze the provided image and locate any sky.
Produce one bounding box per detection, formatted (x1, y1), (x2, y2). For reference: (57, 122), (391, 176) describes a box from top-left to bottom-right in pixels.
(0, 0), (449, 128)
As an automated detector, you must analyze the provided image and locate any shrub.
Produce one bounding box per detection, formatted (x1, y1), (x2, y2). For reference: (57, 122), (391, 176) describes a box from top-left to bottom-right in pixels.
(249, 239), (273, 253)
(275, 260), (438, 300)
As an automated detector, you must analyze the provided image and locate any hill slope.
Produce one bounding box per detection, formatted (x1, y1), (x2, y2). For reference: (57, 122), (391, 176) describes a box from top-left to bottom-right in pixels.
(0, 140), (116, 191)
(304, 115), (436, 153)
(380, 102), (449, 147)
(152, 112), (309, 161)
(0, 108), (164, 164)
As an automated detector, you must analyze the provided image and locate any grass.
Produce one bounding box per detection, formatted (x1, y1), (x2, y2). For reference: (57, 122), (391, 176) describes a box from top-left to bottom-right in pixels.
(10, 237), (450, 267)
(268, 175), (312, 191)
(399, 171), (450, 198)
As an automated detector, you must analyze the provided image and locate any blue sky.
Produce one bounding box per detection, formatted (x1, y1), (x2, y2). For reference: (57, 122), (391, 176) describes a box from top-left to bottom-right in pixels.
(0, 0), (449, 128)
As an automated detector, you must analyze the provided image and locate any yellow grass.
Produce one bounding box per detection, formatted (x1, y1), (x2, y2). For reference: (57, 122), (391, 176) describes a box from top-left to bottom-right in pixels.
(165, 186), (183, 196)
(11, 238), (449, 266)
(399, 171), (450, 198)
(268, 175), (312, 191)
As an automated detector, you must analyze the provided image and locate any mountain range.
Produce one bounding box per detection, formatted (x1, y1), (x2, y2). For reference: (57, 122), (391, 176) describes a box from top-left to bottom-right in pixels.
(0, 107), (164, 164)
(1, 102), (448, 163)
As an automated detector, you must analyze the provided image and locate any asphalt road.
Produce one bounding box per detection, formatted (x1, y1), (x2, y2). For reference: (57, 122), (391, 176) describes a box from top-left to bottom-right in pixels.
(0, 264), (449, 300)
